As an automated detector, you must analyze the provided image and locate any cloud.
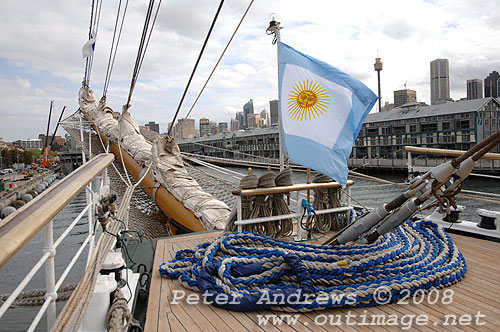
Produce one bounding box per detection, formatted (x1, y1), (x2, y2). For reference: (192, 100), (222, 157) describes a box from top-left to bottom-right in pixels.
(0, 0), (500, 141)
(15, 76), (31, 90)
(380, 19), (416, 41)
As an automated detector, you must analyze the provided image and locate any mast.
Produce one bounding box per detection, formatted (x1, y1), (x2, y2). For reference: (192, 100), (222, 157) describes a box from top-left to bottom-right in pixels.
(44, 101), (54, 149)
(266, 15), (284, 171)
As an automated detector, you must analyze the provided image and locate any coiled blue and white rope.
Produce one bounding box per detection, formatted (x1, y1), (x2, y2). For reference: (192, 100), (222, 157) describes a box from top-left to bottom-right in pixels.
(159, 219), (466, 312)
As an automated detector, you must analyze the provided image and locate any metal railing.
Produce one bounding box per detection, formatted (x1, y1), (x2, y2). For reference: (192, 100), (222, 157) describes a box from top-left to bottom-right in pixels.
(405, 145), (500, 180)
(0, 153), (114, 331)
(233, 181), (354, 241)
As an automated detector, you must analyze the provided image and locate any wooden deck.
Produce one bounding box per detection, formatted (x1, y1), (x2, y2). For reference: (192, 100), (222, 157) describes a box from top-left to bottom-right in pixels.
(145, 231), (500, 332)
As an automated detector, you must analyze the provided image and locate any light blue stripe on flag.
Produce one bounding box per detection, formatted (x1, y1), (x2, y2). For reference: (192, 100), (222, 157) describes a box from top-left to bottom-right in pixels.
(278, 42), (377, 186)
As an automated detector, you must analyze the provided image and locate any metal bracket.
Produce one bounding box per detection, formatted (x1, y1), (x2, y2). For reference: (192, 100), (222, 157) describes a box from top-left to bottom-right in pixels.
(152, 182), (161, 204)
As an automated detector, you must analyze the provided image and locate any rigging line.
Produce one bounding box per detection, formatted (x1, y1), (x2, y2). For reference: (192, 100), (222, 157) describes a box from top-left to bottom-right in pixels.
(184, 0), (254, 120)
(116, 119), (133, 187)
(182, 154), (245, 178)
(116, 0), (158, 187)
(85, 0), (104, 87)
(183, 139), (279, 162)
(183, 159), (239, 186)
(168, 0), (225, 136)
(128, 0), (154, 100)
(135, 0), (162, 84)
(125, 0), (162, 109)
(102, 0), (123, 97)
(83, 0), (95, 86)
(105, 0), (129, 98)
(341, 188), (369, 210)
(182, 154), (243, 181)
(131, 0), (154, 84)
(93, 115), (130, 187)
(102, 0), (129, 99)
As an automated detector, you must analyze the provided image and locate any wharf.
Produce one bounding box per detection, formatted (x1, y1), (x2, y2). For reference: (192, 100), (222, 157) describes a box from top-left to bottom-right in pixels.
(0, 169), (56, 211)
(145, 231), (500, 332)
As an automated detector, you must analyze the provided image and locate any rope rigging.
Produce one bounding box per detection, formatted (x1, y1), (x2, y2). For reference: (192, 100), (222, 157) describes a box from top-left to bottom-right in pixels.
(160, 218), (467, 312)
(83, 0), (103, 88)
(124, 0), (162, 110)
(168, 0), (225, 135)
(102, 0), (130, 101)
(182, 140), (280, 162)
(183, 0), (255, 121)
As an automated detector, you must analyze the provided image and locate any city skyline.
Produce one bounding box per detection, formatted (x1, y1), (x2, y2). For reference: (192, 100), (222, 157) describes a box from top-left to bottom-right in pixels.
(5, 61), (499, 142)
(1, 1), (500, 141)
(167, 60), (499, 138)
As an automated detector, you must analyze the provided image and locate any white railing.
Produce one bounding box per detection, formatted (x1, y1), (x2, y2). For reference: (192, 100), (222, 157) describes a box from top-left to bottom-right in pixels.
(233, 181), (354, 241)
(405, 146), (500, 181)
(0, 154), (114, 331)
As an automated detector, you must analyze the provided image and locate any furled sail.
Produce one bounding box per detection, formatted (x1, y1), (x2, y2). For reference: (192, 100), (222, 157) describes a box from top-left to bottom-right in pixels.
(79, 88), (231, 230)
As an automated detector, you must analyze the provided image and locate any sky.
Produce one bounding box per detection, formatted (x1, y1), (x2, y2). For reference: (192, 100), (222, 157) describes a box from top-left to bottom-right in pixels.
(1, 0), (499, 142)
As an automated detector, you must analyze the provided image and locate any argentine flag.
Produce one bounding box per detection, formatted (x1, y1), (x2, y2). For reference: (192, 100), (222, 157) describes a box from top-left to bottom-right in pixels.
(278, 42), (377, 186)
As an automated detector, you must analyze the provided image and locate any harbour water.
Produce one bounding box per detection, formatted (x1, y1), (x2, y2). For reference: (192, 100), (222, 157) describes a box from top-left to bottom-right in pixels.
(0, 191), (90, 332)
(0, 169), (498, 331)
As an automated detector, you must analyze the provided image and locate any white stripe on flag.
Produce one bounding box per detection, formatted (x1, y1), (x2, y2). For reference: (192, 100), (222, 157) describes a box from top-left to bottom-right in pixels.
(281, 63), (353, 149)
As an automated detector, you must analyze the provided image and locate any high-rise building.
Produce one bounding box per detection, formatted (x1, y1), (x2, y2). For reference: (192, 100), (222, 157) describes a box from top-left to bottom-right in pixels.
(209, 121), (217, 135)
(176, 118), (196, 139)
(218, 122), (228, 133)
(269, 100), (279, 125)
(243, 99), (254, 129)
(467, 79), (483, 100)
(484, 71), (500, 98)
(247, 114), (259, 128)
(393, 89), (417, 107)
(259, 110), (269, 127)
(145, 121), (160, 133)
(230, 119), (239, 131)
(235, 112), (244, 129)
(430, 59), (450, 105)
(199, 118), (210, 136)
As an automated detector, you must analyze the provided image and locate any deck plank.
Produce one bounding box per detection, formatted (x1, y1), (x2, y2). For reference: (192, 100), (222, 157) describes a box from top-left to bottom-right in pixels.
(144, 230), (500, 332)
(144, 238), (166, 332)
(158, 242), (175, 330)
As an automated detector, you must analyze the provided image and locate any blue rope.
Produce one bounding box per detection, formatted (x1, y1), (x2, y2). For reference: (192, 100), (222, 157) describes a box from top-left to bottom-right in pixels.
(159, 218), (466, 312)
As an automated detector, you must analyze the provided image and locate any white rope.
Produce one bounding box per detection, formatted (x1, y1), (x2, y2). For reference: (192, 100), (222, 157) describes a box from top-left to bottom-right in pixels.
(92, 113), (131, 187)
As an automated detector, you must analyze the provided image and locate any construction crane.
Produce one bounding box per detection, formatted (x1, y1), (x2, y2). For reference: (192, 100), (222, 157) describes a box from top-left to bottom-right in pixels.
(40, 103), (66, 168)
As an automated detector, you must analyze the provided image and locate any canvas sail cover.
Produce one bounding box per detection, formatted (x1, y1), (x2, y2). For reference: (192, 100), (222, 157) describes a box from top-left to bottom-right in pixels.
(78, 88), (230, 230)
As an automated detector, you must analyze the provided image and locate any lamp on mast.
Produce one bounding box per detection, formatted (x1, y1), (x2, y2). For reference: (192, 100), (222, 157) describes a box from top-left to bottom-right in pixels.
(374, 57), (383, 112)
(266, 14), (282, 43)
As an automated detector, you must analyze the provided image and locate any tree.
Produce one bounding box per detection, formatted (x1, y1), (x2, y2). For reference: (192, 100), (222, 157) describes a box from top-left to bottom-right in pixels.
(26, 149), (42, 159)
(4, 149), (15, 166)
(23, 150), (33, 164)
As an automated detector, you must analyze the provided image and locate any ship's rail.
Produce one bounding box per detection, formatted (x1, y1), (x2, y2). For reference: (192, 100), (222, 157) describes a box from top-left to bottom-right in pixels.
(405, 145), (500, 178)
(0, 153), (114, 331)
(232, 180), (354, 240)
(405, 146), (500, 173)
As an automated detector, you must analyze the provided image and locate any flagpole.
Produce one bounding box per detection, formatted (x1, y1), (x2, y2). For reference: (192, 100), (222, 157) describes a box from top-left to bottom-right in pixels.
(267, 15), (284, 171)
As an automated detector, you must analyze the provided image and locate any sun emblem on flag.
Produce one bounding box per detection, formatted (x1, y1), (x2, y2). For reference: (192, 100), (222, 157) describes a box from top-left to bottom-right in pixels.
(287, 79), (331, 120)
